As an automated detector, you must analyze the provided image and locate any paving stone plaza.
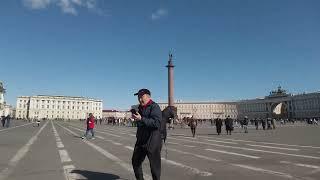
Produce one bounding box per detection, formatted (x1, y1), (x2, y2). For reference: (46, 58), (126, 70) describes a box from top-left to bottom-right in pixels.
(0, 120), (319, 180)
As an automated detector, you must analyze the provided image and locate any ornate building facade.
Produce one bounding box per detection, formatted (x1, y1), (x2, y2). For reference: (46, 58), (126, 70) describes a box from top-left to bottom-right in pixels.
(158, 101), (238, 120)
(102, 110), (131, 119)
(237, 86), (320, 119)
(157, 87), (320, 120)
(15, 95), (103, 120)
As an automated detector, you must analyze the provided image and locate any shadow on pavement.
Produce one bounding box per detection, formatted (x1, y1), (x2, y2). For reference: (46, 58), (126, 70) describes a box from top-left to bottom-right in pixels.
(171, 134), (192, 137)
(73, 135), (83, 138)
(71, 169), (124, 180)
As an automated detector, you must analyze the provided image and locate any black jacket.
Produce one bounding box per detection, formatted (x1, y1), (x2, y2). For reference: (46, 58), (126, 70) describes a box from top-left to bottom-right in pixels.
(225, 118), (233, 127)
(135, 101), (162, 148)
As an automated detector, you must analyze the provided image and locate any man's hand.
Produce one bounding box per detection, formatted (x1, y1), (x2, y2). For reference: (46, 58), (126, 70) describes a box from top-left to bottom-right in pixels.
(132, 112), (142, 121)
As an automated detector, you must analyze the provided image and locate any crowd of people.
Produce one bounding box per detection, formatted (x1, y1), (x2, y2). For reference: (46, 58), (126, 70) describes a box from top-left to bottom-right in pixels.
(166, 116), (319, 137)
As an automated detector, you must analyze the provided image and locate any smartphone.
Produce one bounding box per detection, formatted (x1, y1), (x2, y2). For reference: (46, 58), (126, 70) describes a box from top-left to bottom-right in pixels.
(130, 109), (137, 115)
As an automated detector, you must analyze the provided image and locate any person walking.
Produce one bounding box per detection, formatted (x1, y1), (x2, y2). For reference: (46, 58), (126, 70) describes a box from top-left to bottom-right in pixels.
(272, 118), (276, 129)
(5, 115), (10, 128)
(1, 116), (5, 127)
(131, 89), (162, 180)
(225, 116), (233, 135)
(215, 118), (223, 135)
(189, 116), (197, 138)
(243, 116), (249, 133)
(261, 118), (266, 130)
(267, 118), (272, 130)
(36, 119), (40, 127)
(81, 113), (95, 139)
(254, 118), (259, 130)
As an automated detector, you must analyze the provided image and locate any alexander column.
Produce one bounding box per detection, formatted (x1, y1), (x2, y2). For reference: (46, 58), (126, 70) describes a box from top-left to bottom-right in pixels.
(166, 53), (175, 107)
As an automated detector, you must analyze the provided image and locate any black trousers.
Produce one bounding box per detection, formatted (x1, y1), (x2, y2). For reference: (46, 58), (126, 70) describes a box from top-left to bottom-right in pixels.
(216, 125), (222, 134)
(132, 144), (162, 180)
(191, 127), (196, 137)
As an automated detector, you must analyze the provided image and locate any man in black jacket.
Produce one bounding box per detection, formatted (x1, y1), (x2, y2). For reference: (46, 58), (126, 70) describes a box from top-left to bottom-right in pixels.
(215, 118), (223, 135)
(225, 116), (233, 135)
(131, 89), (162, 180)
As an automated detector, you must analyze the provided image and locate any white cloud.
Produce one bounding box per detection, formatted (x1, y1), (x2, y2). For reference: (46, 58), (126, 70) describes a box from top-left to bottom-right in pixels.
(23, 0), (52, 9)
(22, 0), (102, 16)
(58, 0), (77, 15)
(151, 8), (168, 20)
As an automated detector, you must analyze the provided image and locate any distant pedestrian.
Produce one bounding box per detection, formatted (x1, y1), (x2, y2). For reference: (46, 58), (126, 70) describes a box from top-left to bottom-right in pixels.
(267, 118), (272, 129)
(131, 89), (162, 180)
(36, 119), (40, 127)
(1, 116), (5, 127)
(5, 115), (10, 128)
(82, 113), (95, 140)
(99, 118), (102, 125)
(261, 119), (266, 130)
(225, 116), (233, 135)
(188, 116), (197, 138)
(272, 118), (276, 129)
(215, 118), (223, 135)
(254, 118), (259, 130)
(243, 117), (249, 133)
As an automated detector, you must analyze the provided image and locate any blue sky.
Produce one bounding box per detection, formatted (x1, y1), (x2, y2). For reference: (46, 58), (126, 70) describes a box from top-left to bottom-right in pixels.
(0, 0), (319, 109)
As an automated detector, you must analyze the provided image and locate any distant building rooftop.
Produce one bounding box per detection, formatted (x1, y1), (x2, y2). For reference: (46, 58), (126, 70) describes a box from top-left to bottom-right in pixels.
(18, 95), (102, 101)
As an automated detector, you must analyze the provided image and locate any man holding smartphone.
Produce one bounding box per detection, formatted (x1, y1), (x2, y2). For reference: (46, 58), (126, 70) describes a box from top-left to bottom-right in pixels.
(131, 89), (162, 180)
